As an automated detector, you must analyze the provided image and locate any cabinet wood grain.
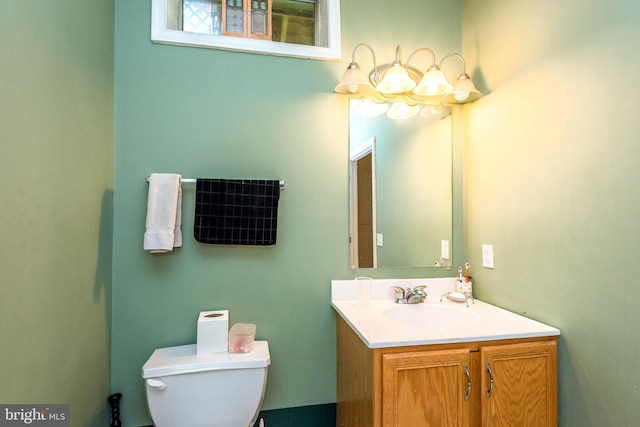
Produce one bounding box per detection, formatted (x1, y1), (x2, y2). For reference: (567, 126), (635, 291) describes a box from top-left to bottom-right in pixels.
(336, 315), (558, 427)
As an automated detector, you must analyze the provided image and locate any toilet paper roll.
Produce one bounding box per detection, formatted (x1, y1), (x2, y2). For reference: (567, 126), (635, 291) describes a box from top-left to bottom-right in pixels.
(197, 310), (229, 354)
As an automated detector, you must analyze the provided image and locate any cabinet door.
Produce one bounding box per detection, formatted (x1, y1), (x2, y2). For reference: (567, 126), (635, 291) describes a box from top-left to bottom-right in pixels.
(481, 341), (557, 427)
(382, 349), (472, 427)
(222, 0), (246, 36)
(222, 0), (271, 40)
(248, 0), (271, 40)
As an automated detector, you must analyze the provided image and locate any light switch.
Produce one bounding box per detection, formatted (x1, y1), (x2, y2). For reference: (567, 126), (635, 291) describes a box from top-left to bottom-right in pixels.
(441, 240), (450, 260)
(377, 233), (383, 247)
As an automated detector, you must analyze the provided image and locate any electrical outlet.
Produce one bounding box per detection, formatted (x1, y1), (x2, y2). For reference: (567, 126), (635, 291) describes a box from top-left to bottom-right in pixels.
(482, 244), (494, 268)
(441, 240), (450, 260)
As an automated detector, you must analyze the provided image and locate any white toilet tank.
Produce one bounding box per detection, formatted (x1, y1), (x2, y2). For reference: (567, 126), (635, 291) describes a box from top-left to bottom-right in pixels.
(142, 341), (270, 427)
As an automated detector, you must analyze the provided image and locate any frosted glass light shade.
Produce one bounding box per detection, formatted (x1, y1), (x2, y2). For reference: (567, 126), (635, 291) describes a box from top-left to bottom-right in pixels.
(441, 73), (481, 104)
(420, 104), (451, 119)
(413, 67), (453, 97)
(335, 64), (371, 94)
(376, 64), (416, 94)
(387, 102), (420, 120)
(420, 104), (444, 118)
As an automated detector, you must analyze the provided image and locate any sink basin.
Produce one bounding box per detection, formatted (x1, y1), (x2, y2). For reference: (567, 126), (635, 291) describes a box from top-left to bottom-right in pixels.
(331, 278), (560, 348)
(383, 303), (482, 330)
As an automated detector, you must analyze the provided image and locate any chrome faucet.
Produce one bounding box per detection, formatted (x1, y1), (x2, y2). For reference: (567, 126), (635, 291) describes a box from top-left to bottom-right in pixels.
(392, 286), (427, 304)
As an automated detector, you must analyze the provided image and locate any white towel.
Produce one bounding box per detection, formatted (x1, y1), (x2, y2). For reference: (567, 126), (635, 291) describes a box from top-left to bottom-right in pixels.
(143, 173), (183, 253)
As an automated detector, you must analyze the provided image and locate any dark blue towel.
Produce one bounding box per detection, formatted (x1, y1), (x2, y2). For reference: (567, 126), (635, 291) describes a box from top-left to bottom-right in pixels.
(194, 179), (280, 245)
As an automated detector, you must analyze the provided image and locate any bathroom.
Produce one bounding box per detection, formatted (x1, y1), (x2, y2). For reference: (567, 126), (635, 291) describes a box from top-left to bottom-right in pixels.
(2, 0), (640, 426)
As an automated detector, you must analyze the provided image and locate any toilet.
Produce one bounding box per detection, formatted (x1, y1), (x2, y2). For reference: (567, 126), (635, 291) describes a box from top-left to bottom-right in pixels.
(142, 341), (270, 427)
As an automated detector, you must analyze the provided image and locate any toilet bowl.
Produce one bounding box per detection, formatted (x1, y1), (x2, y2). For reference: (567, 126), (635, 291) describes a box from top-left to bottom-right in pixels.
(142, 341), (270, 427)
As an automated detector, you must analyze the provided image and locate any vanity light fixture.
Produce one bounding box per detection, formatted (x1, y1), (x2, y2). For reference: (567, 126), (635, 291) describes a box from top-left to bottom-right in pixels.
(335, 43), (482, 115)
(386, 102), (420, 120)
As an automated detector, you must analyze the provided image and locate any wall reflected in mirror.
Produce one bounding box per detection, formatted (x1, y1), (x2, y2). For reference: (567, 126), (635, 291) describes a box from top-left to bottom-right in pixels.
(349, 99), (453, 269)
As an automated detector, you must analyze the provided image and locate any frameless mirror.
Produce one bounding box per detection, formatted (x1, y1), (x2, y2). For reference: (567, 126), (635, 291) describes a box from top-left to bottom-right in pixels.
(151, 0), (341, 60)
(349, 99), (453, 269)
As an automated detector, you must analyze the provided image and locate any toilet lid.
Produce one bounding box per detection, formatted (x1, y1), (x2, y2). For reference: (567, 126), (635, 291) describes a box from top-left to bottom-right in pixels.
(142, 341), (270, 379)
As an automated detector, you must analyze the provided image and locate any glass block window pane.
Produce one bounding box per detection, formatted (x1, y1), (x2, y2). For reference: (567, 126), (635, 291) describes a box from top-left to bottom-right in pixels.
(183, 0), (222, 35)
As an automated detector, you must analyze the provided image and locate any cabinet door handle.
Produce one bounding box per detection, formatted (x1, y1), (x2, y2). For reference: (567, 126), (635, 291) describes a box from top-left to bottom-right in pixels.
(464, 364), (471, 401)
(485, 362), (494, 398)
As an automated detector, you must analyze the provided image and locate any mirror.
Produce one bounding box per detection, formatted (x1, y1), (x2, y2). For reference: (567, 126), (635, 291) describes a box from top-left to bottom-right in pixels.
(349, 99), (453, 269)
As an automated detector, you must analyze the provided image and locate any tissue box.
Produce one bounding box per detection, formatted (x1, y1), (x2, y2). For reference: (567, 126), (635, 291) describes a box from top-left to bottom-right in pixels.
(197, 310), (229, 354)
(228, 323), (256, 353)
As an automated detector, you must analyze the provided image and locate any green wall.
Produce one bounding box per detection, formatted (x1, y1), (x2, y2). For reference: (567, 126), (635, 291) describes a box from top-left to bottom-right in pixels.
(112, 0), (461, 424)
(462, 0), (640, 425)
(0, 1), (114, 426)
(6, 1), (635, 425)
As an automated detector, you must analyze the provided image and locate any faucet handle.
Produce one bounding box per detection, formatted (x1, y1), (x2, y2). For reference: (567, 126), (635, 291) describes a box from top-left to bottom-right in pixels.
(391, 286), (405, 300)
(413, 285), (427, 296)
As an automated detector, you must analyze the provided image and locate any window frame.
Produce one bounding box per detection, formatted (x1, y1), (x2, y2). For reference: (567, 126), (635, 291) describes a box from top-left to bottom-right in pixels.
(151, 0), (341, 60)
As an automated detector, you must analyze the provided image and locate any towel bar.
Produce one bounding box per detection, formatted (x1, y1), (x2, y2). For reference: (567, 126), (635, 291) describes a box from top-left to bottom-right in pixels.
(145, 177), (285, 190)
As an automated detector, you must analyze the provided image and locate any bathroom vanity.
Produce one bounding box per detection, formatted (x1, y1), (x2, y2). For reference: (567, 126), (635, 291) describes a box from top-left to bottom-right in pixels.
(331, 279), (560, 427)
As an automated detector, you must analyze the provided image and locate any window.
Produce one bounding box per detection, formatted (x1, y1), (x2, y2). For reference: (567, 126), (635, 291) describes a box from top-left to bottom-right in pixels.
(151, 0), (341, 60)
(181, 0), (221, 35)
(272, 0), (316, 46)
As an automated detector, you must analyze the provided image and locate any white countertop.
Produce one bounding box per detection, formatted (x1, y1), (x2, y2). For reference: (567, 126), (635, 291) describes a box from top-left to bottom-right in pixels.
(331, 278), (560, 348)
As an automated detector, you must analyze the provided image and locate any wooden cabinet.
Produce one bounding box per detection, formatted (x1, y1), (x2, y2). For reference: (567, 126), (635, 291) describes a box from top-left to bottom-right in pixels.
(222, 0), (271, 40)
(382, 349), (472, 427)
(336, 316), (557, 427)
(481, 342), (557, 426)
